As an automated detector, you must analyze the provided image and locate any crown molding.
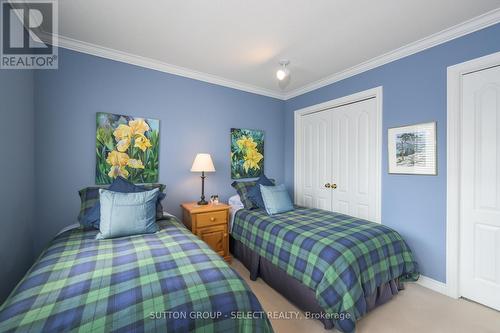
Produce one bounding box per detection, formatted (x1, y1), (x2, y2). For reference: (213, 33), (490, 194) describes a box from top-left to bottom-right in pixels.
(49, 34), (285, 100)
(283, 7), (500, 100)
(33, 7), (500, 101)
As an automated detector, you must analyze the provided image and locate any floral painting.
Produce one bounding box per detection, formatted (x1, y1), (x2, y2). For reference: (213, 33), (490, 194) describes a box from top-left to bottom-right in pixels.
(96, 112), (160, 184)
(231, 128), (264, 179)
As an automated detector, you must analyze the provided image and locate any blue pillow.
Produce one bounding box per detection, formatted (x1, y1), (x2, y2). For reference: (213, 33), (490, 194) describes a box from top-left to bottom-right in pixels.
(96, 188), (159, 239)
(260, 184), (294, 215)
(247, 174), (274, 209)
(109, 178), (167, 217)
(108, 176), (143, 192)
(81, 177), (166, 229)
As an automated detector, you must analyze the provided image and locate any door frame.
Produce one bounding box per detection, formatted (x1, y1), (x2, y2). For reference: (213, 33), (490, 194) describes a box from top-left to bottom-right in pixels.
(446, 51), (500, 299)
(294, 86), (383, 223)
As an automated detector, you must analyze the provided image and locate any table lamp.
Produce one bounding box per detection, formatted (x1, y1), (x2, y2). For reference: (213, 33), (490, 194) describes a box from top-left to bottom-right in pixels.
(190, 153), (216, 205)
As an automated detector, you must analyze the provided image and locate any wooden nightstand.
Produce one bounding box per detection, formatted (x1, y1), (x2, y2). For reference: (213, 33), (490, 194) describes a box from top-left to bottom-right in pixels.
(180, 202), (232, 262)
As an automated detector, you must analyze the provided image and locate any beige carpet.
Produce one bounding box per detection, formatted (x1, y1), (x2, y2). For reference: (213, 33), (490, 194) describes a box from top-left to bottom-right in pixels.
(231, 259), (500, 333)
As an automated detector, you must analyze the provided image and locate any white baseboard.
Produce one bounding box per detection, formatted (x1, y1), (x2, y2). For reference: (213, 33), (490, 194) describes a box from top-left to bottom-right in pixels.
(414, 275), (449, 296)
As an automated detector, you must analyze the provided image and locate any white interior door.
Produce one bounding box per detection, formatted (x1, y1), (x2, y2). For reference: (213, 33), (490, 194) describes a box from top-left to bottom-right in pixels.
(331, 98), (378, 220)
(460, 65), (500, 310)
(298, 110), (333, 210)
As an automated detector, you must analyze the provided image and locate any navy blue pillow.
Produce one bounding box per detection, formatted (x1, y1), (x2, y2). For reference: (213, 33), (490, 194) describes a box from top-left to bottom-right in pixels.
(247, 174), (274, 209)
(81, 177), (166, 229)
(109, 176), (144, 192)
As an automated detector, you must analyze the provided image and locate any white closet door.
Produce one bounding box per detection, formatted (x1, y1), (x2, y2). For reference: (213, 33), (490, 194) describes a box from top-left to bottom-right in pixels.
(297, 97), (379, 221)
(460, 65), (500, 310)
(298, 110), (333, 210)
(331, 98), (378, 220)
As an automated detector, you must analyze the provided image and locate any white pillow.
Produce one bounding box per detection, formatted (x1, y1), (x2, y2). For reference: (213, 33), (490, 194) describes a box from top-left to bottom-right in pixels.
(228, 194), (244, 208)
(228, 194), (244, 233)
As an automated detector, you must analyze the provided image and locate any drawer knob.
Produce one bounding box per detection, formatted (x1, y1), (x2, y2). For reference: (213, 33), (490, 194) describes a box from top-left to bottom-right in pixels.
(210, 217), (216, 222)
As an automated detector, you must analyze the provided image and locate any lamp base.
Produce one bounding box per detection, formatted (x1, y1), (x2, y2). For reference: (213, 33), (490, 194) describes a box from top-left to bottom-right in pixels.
(197, 199), (208, 205)
(197, 171), (209, 205)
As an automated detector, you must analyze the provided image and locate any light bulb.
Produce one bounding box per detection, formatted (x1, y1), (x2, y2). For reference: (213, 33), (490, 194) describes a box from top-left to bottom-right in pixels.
(276, 60), (290, 81)
(276, 69), (287, 81)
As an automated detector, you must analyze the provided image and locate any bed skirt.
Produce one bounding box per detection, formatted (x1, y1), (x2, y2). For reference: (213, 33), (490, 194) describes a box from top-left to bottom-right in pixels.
(230, 236), (402, 330)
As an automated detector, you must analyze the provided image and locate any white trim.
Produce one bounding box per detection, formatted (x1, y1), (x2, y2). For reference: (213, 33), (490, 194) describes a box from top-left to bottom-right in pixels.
(32, 8), (500, 101)
(284, 8), (500, 100)
(293, 87), (383, 223)
(446, 51), (500, 300)
(41, 33), (284, 100)
(414, 275), (449, 296)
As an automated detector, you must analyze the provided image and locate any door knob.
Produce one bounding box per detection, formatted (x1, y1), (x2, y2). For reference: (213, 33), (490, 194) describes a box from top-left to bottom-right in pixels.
(324, 183), (331, 188)
(332, 184), (337, 189)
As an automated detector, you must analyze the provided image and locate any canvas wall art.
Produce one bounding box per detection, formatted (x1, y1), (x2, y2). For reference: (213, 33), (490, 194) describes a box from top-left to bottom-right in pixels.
(388, 121), (436, 175)
(96, 112), (160, 184)
(231, 128), (264, 179)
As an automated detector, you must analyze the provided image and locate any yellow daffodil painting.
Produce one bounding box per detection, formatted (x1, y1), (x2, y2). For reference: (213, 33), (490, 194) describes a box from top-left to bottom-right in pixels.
(96, 112), (159, 184)
(231, 128), (264, 179)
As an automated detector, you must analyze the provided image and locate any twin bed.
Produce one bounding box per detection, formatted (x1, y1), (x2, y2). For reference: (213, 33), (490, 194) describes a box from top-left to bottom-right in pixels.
(229, 203), (418, 332)
(0, 217), (272, 333)
(0, 194), (418, 333)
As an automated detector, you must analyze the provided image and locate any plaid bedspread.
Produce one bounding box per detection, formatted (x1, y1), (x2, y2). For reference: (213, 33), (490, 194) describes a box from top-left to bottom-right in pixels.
(232, 207), (418, 333)
(0, 217), (272, 333)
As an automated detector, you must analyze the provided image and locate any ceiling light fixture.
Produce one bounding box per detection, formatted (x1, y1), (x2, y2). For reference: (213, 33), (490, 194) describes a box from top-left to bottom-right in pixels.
(276, 60), (290, 81)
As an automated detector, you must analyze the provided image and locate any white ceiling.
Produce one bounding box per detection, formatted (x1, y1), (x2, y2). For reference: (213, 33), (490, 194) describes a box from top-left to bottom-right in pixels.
(57, 0), (500, 98)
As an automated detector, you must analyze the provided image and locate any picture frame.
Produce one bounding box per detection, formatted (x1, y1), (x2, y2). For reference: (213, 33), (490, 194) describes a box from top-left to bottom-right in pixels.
(95, 112), (160, 184)
(230, 128), (264, 179)
(388, 121), (437, 175)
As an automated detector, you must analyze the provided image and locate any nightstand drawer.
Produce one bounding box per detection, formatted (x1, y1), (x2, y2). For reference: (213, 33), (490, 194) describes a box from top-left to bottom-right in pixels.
(196, 211), (227, 228)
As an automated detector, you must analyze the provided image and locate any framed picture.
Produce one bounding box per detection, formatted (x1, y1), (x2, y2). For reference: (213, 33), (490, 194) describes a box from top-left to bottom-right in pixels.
(388, 121), (437, 175)
(96, 112), (160, 184)
(231, 128), (264, 179)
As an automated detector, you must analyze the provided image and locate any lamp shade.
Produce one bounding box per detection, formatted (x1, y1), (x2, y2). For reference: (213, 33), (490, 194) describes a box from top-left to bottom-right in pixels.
(190, 153), (216, 172)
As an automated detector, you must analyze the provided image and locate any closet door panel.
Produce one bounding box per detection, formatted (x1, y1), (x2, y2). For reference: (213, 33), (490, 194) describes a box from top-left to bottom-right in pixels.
(301, 119), (314, 207)
(332, 113), (351, 215)
(331, 98), (377, 221)
(299, 111), (332, 210)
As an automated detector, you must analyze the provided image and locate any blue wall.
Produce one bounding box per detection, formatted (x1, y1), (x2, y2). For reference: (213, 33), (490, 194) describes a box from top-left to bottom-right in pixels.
(284, 23), (500, 282)
(34, 48), (285, 254)
(0, 70), (35, 302)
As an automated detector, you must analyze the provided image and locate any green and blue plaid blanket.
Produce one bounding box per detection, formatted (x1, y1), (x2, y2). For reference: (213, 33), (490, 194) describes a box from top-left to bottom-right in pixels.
(232, 207), (418, 333)
(0, 218), (273, 333)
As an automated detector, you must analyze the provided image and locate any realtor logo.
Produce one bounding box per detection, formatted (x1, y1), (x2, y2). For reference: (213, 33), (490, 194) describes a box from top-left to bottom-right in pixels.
(1, 0), (58, 69)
